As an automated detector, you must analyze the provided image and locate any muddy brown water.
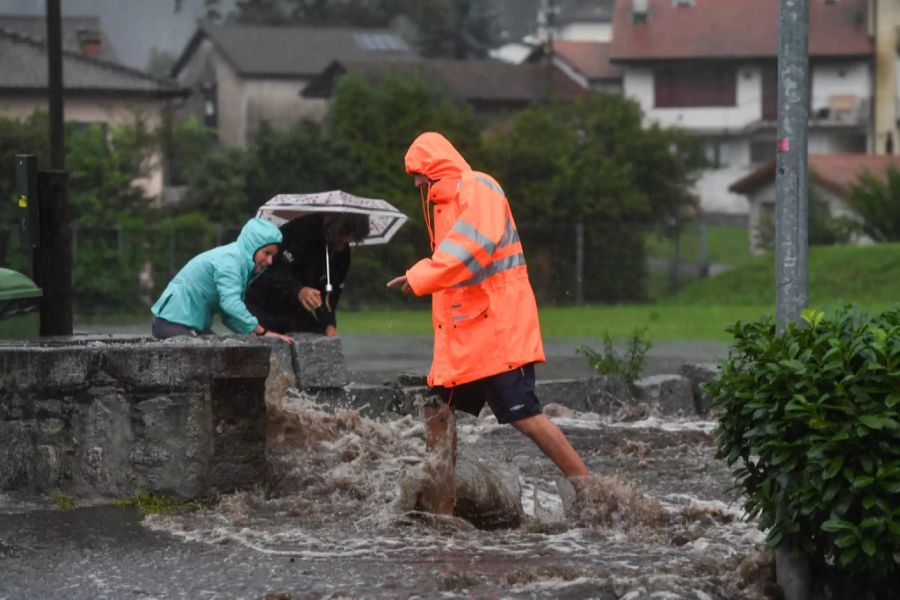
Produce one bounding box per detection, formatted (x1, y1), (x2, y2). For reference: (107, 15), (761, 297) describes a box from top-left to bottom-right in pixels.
(0, 390), (774, 599)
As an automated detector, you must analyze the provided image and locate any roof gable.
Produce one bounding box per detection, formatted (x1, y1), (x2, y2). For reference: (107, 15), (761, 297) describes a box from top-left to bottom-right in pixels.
(611, 0), (873, 62)
(174, 23), (418, 79)
(551, 41), (621, 81)
(730, 155), (900, 197)
(302, 59), (586, 106)
(0, 29), (184, 97)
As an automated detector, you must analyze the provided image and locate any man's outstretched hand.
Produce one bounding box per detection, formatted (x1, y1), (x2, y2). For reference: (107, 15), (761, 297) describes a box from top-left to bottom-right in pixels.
(386, 275), (412, 295)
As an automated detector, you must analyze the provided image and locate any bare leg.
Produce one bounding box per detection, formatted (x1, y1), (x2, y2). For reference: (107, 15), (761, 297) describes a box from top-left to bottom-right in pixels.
(512, 414), (589, 477)
(423, 403), (457, 515)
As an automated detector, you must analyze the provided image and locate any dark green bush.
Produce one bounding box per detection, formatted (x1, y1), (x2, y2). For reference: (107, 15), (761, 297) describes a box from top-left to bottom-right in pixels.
(706, 306), (900, 593)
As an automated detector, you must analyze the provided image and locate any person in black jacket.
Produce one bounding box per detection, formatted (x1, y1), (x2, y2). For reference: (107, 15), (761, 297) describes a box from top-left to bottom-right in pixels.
(245, 213), (369, 336)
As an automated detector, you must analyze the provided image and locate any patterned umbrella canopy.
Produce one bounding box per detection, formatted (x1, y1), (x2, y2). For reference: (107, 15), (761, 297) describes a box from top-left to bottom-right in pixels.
(256, 191), (409, 246)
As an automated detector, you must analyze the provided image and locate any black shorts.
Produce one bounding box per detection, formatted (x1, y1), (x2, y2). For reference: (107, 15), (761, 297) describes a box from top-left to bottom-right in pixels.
(430, 363), (542, 424)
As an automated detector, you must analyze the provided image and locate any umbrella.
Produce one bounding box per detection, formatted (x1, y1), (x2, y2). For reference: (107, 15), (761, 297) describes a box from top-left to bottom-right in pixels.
(255, 190), (408, 246)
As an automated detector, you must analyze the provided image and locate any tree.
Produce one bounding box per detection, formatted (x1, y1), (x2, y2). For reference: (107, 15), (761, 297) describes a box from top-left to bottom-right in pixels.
(146, 48), (177, 78)
(230, 0), (290, 24)
(481, 94), (705, 302)
(846, 166), (900, 242)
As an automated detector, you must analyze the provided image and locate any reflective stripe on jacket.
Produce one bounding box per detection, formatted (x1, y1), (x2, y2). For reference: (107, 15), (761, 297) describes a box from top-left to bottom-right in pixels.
(404, 132), (544, 387)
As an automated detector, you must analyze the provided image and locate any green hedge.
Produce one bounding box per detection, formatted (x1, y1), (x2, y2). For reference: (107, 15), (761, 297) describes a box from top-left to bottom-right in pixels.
(707, 306), (900, 594)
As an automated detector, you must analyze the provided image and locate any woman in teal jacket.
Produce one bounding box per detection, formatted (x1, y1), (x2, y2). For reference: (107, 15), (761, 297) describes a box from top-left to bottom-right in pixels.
(151, 218), (293, 343)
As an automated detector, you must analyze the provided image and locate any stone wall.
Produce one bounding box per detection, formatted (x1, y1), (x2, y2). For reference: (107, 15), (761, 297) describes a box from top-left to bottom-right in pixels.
(1, 332), (719, 501)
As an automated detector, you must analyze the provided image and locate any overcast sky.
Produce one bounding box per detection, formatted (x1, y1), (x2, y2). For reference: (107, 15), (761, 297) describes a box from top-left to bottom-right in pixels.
(0, 0), (238, 70)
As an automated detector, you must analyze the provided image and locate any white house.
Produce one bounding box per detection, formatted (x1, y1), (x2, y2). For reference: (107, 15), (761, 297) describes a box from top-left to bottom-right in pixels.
(609, 0), (875, 219)
(730, 154), (900, 255)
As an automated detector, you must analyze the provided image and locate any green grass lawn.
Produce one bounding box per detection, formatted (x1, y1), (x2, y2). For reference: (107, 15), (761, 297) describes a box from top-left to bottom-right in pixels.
(644, 224), (753, 266)
(340, 243), (900, 342)
(665, 243), (900, 308)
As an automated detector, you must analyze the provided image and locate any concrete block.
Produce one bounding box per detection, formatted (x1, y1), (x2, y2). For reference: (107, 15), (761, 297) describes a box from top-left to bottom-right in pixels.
(0, 347), (93, 391)
(342, 383), (401, 417)
(679, 362), (721, 415)
(634, 374), (696, 416)
(291, 334), (348, 388)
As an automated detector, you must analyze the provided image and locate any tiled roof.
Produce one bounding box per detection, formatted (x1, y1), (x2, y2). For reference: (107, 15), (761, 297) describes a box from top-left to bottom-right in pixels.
(730, 155), (900, 197)
(302, 58), (587, 105)
(552, 41), (621, 81)
(611, 0), (873, 61)
(174, 23), (418, 79)
(0, 14), (118, 62)
(0, 29), (184, 97)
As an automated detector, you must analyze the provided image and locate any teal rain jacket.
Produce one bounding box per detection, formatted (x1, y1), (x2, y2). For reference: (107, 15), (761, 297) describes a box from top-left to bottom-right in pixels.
(151, 218), (282, 334)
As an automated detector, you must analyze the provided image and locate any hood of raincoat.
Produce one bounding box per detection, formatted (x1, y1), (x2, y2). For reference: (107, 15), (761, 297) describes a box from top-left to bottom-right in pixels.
(405, 132), (471, 203)
(236, 217), (283, 269)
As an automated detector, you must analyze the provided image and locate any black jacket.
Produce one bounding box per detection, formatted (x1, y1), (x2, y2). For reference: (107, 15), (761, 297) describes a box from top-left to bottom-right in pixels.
(246, 215), (351, 334)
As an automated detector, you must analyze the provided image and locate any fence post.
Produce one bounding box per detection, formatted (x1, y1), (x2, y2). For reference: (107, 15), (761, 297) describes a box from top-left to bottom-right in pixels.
(668, 214), (681, 293)
(574, 222), (584, 305)
(698, 219), (710, 279)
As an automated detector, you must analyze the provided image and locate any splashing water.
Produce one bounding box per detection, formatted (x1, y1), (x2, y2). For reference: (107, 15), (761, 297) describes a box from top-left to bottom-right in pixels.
(141, 389), (776, 598)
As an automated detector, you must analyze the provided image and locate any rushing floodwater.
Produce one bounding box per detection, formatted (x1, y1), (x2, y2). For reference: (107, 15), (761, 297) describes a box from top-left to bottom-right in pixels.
(0, 390), (776, 599)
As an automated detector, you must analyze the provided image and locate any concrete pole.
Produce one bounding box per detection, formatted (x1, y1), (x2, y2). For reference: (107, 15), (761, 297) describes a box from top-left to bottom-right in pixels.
(775, 0), (809, 330)
(774, 2), (810, 599)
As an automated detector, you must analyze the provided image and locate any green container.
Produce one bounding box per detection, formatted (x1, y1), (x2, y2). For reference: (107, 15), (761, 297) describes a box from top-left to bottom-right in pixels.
(0, 268), (42, 339)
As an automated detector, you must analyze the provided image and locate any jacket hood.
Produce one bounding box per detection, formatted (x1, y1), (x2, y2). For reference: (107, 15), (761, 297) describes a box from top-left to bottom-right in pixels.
(405, 132), (471, 181)
(237, 218), (282, 261)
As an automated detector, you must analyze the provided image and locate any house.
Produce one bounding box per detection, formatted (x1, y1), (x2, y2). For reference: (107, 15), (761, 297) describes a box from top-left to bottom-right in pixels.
(527, 40), (622, 93)
(170, 23), (418, 148)
(0, 15), (119, 62)
(301, 58), (586, 120)
(0, 26), (186, 199)
(872, 0), (900, 155)
(609, 0), (876, 219)
(730, 154), (900, 255)
(490, 0), (615, 64)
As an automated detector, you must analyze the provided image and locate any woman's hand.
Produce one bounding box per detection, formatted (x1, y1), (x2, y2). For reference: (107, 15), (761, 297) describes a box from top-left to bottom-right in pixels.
(266, 331), (294, 344)
(298, 287), (322, 311)
(324, 325), (338, 337)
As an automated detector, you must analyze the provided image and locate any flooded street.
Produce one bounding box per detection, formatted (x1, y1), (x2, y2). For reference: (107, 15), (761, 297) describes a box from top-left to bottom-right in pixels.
(1, 390), (774, 599)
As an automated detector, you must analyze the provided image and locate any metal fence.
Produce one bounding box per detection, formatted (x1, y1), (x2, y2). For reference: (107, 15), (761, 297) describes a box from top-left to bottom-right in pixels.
(0, 220), (726, 313)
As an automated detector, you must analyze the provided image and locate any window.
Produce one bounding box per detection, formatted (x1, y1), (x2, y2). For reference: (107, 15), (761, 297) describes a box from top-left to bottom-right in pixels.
(750, 140), (776, 164)
(654, 63), (736, 108)
(201, 84), (217, 129)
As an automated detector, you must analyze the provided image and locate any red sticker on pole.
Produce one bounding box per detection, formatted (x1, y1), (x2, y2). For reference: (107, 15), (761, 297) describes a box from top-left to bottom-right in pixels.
(777, 138), (791, 153)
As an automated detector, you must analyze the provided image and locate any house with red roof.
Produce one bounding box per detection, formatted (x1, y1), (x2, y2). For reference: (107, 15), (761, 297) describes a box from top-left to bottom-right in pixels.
(610, 0), (875, 218)
(730, 154), (900, 254)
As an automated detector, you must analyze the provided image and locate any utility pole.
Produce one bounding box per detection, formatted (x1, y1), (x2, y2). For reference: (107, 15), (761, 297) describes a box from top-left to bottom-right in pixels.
(37, 0), (72, 336)
(774, 1), (810, 599)
(46, 0), (64, 170)
(775, 0), (809, 329)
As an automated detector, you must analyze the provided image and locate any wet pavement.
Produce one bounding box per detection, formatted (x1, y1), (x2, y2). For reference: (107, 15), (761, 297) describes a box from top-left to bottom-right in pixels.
(72, 317), (728, 383)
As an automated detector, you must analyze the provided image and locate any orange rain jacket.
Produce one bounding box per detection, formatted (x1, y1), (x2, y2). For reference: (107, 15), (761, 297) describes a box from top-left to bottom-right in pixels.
(404, 132), (545, 388)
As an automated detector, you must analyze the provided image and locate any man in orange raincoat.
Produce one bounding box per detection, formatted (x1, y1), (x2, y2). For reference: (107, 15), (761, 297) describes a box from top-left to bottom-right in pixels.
(388, 132), (589, 480)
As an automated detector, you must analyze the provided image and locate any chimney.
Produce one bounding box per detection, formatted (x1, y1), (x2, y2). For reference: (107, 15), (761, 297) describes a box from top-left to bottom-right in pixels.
(633, 0), (649, 24)
(77, 29), (102, 57)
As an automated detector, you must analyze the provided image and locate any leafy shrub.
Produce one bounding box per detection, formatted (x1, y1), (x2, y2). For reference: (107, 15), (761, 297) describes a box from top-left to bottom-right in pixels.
(578, 327), (651, 388)
(706, 306), (900, 593)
